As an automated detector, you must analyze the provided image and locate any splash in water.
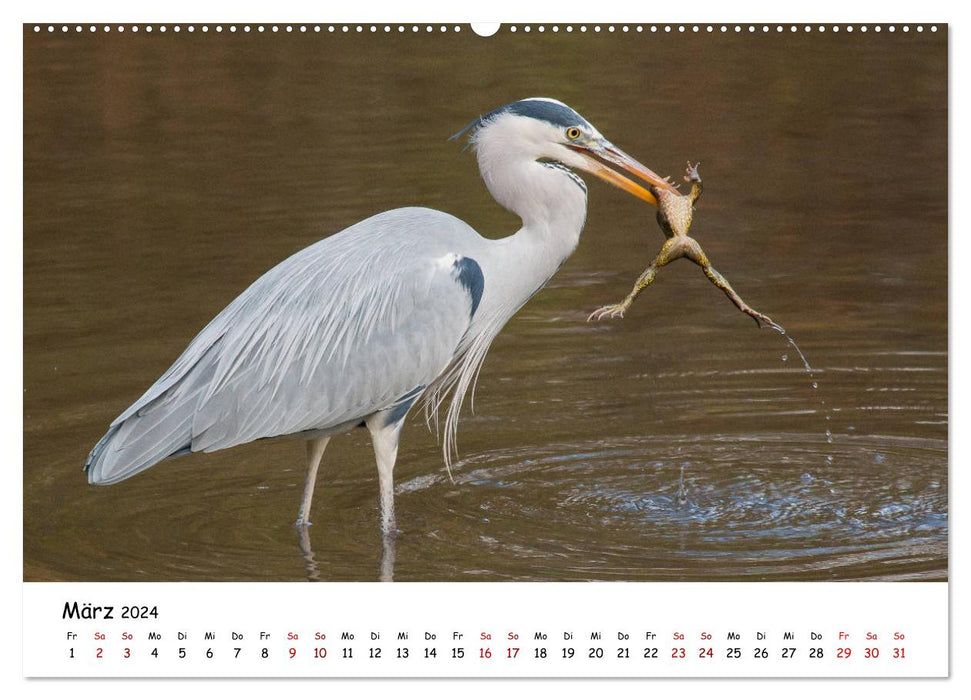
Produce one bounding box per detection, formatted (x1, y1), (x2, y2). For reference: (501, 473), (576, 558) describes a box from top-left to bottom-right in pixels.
(677, 464), (688, 507)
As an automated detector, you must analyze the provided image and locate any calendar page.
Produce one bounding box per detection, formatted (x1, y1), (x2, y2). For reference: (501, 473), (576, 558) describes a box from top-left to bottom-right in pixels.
(21, 10), (949, 684)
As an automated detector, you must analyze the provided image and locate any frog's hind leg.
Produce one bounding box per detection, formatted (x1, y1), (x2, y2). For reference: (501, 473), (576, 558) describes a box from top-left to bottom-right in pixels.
(681, 237), (784, 332)
(588, 238), (686, 321)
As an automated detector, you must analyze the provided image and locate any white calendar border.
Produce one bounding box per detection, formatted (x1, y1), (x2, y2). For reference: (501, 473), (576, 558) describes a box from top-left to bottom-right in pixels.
(9, 0), (962, 696)
(23, 581), (949, 678)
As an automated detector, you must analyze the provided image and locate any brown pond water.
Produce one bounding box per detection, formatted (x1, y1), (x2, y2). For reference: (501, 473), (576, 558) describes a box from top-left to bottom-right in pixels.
(23, 25), (947, 581)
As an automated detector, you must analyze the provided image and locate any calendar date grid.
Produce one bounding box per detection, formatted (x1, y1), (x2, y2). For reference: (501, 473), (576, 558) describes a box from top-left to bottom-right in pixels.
(25, 582), (947, 678)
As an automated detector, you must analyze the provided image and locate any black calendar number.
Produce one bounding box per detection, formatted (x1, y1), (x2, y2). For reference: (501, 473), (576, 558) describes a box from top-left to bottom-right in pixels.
(727, 647), (741, 659)
(397, 648), (409, 659)
(643, 647), (658, 658)
(261, 648), (268, 658)
(562, 647), (575, 659)
(206, 648), (213, 659)
(810, 647), (824, 658)
(424, 648), (436, 658)
(753, 647), (768, 658)
(588, 647), (603, 658)
(534, 648), (547, 659)
(782, 647), (796, 658)
(370, 647), (381, 659)
(121, 605), (158, 619)
(617, 647), (629, 659)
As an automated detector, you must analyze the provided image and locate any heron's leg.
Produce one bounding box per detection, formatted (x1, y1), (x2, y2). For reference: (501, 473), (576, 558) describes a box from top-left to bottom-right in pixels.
(380, 533), (397, 583)
(588, 237), (686, 321)
(296, 436), (330, 527)
(366, 417), (405, 537)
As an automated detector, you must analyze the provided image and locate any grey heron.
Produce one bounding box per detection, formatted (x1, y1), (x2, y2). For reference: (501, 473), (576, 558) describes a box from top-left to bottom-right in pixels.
(84, 97), (676, 538)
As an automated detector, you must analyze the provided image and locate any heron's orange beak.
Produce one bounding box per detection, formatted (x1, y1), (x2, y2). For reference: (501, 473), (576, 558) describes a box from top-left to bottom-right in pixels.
(569, 142), (679, 208)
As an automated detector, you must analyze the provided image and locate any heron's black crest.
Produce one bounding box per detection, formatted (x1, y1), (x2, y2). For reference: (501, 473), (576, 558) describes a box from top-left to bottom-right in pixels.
(506, 99), (591, 130)
(450, 98), (590, 146)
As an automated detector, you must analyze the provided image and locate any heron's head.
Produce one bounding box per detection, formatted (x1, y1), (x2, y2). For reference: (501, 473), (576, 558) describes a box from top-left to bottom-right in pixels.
(454, 97), (677, 207)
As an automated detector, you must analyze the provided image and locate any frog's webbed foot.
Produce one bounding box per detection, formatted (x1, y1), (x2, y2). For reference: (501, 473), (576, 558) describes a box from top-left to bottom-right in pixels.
(588, 239), (685, 322)
(700, 263), (785, 334)
(587, 301), (631, 322)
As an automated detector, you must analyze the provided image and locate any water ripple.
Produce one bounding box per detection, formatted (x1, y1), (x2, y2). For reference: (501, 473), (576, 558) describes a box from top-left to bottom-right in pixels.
(396, 433), (946, 581)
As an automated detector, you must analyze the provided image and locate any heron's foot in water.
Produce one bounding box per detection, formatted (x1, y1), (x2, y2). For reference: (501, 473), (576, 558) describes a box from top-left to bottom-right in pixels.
(587, 301), (631, 321)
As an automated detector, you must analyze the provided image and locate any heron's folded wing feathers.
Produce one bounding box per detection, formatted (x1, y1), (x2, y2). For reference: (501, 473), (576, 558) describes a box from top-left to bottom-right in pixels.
(85, 208), (481, 483)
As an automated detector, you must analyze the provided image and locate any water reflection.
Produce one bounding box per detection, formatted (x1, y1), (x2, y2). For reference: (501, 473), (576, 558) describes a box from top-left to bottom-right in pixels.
(300, 522), (397, 582)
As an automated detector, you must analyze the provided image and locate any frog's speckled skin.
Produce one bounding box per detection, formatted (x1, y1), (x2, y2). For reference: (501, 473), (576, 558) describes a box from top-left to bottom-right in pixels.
(588, 162), (781, 332)
(655, 161), (702, 238)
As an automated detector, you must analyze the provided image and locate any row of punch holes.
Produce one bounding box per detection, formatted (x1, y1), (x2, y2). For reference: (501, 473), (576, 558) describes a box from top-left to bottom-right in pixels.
(33, 24), (939, 35)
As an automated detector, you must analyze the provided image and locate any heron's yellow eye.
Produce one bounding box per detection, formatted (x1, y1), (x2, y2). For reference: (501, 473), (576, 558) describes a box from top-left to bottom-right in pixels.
(566, 127), (581, 140)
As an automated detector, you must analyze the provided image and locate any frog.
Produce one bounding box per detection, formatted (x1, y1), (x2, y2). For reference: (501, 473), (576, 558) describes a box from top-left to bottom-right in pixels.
(588, 161), (781, 333)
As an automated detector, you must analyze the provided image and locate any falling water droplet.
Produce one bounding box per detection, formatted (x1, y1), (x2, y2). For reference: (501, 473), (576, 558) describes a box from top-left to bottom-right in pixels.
(780, 332), (835, 465)
(781, 353), (789, 362)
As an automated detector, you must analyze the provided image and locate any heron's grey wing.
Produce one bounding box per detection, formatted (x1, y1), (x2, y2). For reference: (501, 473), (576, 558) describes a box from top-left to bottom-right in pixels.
(86, 208), (483, 484)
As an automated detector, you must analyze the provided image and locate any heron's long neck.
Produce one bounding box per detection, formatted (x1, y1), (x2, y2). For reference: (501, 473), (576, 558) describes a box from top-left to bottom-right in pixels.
(479, 153), (589, 301)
